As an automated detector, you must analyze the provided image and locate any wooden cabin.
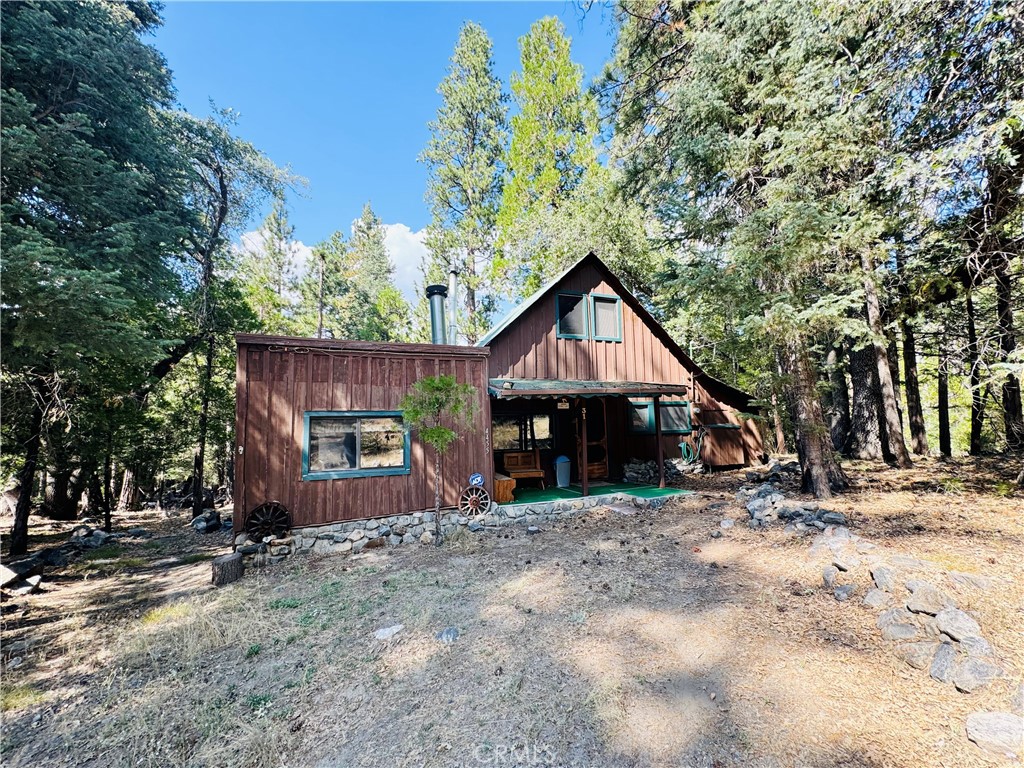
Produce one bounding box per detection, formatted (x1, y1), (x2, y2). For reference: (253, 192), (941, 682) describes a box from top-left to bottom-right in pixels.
(478, 252), (763, 499)
(233, 253), (762, 532)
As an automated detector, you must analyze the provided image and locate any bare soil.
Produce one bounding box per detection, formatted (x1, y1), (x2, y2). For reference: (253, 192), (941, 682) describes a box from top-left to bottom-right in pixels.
(1, 457), (1021, 768)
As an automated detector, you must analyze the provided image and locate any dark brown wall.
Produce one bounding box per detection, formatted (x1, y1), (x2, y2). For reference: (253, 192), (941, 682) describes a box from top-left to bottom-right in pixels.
(485, 262), (764, 467)
(487, 263), (694, 387)
(234, 337), (492, 530)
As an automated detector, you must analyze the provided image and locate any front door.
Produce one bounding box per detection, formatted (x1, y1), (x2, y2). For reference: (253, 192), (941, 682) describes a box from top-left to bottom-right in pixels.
(576, 399), (608, 480)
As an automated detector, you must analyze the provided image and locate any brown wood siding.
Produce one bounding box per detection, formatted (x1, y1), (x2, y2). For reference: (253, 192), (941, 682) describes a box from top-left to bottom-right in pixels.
(234, 338), (492, 531)
(485, 262), (765, 467)
(487, 264), (694, 388)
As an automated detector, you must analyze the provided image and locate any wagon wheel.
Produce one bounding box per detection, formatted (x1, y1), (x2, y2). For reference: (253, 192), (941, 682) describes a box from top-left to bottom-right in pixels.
(245, 501), (290, 542)
(458, 486), (490, 516)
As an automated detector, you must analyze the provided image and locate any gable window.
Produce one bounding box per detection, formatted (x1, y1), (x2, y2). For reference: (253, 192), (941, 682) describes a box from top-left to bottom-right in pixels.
(303, 411), (410, 479)
(556, 293), (588, 339)
(591, 294), (622, 342)
(628, 400), (692, 435)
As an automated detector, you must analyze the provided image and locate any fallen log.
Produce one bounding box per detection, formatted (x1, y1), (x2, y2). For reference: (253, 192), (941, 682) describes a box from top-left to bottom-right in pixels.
(211, 552), (243, 587)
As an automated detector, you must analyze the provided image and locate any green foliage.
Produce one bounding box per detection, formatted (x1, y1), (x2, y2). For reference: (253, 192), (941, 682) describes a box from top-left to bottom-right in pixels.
(268, 597), (304, 610)
(291, 231), (359, 339)
(420, 21), (508, 342)
(496, 17), (605, 295)
(400, 375), (477, 455)
(238, 199), (297, 334)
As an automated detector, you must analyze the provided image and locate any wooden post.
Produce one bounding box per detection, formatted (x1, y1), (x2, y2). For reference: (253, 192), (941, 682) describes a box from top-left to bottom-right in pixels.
(654, 395), (665, 488)
(580, 399), (589, 497)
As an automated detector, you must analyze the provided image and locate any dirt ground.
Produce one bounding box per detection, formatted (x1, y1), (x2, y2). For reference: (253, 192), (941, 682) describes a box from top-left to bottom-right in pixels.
(1, 457), (1021, 768)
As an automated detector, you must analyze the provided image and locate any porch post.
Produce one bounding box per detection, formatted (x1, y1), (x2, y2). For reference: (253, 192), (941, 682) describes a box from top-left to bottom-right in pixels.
(580, 399), (589, 497)
(654, 395), (665, 488)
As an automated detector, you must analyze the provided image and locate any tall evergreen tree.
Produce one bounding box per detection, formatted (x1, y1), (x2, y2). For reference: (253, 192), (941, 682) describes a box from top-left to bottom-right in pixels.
(496, 17), (601, 293)
(293, 231), (360, 339)
(420, 22), (507, 343)
(239, 199), (296, 333)
(347, 203), (411, 341)
(1, 0), (191, 552)
(605, 0), (866, 494)
(349, 203), (394, 301)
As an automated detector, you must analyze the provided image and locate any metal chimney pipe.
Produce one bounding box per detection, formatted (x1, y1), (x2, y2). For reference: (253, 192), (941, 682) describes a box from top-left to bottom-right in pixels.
(447, 268), (458, 345)
(426, 284), (448, 345)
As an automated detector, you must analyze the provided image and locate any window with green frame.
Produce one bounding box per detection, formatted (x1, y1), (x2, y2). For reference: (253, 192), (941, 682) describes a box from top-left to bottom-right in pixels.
(556, 292), (588, 339)
(302, 411), (410, 480)
(590, 294), (622, 341)
(628, 400), (692, 434)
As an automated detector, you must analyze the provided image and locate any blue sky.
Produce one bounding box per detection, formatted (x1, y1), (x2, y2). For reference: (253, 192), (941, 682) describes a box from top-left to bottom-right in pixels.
(153, 1), (619, 299)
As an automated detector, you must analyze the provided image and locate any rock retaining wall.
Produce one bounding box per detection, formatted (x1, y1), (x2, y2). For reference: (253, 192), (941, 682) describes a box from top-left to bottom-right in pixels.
(235, 491), (675, 567)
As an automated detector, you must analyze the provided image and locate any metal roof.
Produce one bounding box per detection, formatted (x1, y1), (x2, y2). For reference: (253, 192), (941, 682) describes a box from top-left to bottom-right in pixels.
(475, 253), (592, 347)
(488, 378), (689, 399)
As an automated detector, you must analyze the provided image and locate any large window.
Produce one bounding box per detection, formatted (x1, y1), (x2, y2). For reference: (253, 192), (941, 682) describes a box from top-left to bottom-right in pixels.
(628, 400), (692, 435)
(492, 414), (552, 451)
(556, 293), (588, 339)
(303, 411), (410, 479)
(591, 294), (622, 342)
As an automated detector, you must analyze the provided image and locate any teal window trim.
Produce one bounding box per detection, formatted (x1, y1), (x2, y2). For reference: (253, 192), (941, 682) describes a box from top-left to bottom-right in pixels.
(555, 291), (590, 340)
(590, 293), (623, 342)
(302, 410), (411, 480)
(627, 399), (693, 435)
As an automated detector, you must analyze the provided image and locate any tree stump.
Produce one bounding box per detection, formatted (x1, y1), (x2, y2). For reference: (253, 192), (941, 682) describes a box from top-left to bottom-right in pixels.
(211, 552), (244, 587)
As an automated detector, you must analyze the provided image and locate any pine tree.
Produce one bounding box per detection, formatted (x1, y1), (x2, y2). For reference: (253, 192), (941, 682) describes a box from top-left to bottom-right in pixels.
(349, 203), (394, 301)
(347, 203), (411, 341)
(420, 22), (508, 342)
(1, 0), (191, 552)
(239, 199), (296, 333)
(293, 231), (360, 339)
(496, 17), (601, 293)
(240, 198), (299, 333)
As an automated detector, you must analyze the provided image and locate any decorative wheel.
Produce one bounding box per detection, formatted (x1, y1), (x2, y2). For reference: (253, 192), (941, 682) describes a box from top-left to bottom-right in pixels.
(458, 486), (490, 515)
(245, 501), (290, 542)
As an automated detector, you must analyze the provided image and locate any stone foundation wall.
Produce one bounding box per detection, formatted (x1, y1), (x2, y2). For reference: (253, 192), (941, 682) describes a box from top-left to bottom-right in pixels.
(235, 491), (675, 568)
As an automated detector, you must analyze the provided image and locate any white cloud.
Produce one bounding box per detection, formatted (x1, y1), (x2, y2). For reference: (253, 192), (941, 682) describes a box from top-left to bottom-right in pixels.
(383, 223), (429, 304)
(234, 229), (313, 286)
(233, 223), (428, 306)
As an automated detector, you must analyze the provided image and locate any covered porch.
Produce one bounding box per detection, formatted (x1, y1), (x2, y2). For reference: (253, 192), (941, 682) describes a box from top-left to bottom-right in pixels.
(487, 378), (694, 504)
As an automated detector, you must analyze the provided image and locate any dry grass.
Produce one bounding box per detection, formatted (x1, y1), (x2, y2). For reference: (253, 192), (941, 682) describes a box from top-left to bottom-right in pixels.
(1, 458), (1021, 767)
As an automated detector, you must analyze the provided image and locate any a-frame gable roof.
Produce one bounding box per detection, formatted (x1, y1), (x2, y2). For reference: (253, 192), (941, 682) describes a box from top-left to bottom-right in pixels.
(477, 252), (754, 407)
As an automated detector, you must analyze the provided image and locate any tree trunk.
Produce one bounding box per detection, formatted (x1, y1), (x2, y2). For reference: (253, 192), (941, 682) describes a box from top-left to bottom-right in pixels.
(938, 340), (952, 457)
(102, 438), (114, 533)
(433, 448), (443, 544)
(212, 552), (244, 586)
(825, 344), (850, 451)
(48, 468), (77, 520)
(994, 256), (1023, 449)
(966, 292), (984, 455)
(771, 353), (788, 453)
(782, 337), (848, 498)
(117, 467), (136, 511)
(770, 390), (787, 454)
(901, 317), (929, 454)
(887, 334), (905, 432)
(860, 253), (912, 467)
(845, 343), (886, 460)
(10, 400), (44, 557)
(193, 334), (216, 520)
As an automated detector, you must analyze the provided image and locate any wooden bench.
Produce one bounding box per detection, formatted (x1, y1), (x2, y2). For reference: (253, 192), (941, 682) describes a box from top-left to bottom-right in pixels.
(503, 449), (546, 489)
(493, 473), (516, 504)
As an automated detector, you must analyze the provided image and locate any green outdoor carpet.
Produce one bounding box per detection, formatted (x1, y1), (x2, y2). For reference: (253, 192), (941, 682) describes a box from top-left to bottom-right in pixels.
(510, 482), (692, 504)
